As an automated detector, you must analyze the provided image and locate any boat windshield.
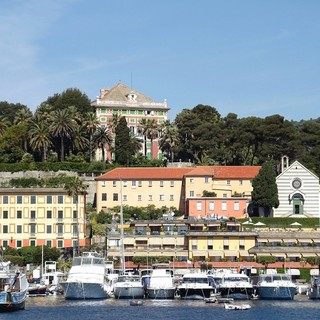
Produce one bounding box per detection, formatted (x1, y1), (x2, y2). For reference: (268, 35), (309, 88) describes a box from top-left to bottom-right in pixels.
(183, 277), (208, 284)
(72, 257), (104, 266)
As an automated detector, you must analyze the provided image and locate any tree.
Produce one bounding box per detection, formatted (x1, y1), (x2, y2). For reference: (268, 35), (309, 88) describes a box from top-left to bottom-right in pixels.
(82, 112), (99, 162)
(50, 108), (75, 161)
(64, 176), (87, 256)
(114, 117), (132, 165)
(251, 161), (279, 217)
(257, 255), (276, 269)
(29, 115), (53, 162)
(138, 118), (158, 159)
(306, 256), (320, 273)
(93, 126), (113, 162)
(158, 120), (179, 162)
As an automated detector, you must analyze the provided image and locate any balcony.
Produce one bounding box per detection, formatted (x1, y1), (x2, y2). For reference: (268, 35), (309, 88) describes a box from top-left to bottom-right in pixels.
(56, 233), (64, 238)
(29, 233), (36, 238)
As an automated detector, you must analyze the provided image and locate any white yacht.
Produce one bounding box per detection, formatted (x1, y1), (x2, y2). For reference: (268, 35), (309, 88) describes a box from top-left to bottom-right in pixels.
(60, 252), (112, 299)
(176, 272), (213, 300)
(113, 272), (145, 299)
(145, 268), (175, 299)
(209, 268), (254, 300)
(255, 273), (296, 300)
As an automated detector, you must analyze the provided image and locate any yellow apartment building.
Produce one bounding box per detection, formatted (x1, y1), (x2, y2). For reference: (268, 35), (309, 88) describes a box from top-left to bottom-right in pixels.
(95, 165), (261, 215)
(0, 188), (86, 250)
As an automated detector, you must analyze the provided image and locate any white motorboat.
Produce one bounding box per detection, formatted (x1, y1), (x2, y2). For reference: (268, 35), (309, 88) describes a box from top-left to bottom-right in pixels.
(0, 260), (28, 312)
(176, 272), (213, 300)
(145, 268), (175, 299)
(41, 261), (65, 295)
(255, 273), (296, 300)
(113, 273), (145, 299)
(309, 275), (320, 299)
(60, 252), (112, 299)
(209, 269), (254, 300)
(224, 302), (252, 310)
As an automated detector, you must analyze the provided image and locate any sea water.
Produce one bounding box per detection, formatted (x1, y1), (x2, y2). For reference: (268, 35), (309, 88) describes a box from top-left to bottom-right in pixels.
(1, 295), (319, 320)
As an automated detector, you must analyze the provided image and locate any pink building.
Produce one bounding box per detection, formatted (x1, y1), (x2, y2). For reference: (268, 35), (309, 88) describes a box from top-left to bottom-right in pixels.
(187, 197), (249, 220)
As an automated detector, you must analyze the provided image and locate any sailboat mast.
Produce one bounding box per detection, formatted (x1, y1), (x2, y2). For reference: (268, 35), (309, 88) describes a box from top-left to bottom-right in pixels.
(120, 179), (125, 274)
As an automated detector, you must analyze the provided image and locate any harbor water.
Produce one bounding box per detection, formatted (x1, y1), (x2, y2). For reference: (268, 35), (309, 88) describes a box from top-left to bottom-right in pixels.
(1, 295), (319, 320)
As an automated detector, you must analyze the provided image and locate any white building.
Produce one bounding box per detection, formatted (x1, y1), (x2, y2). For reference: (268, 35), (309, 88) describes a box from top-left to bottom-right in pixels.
(274, 157), (320, 218)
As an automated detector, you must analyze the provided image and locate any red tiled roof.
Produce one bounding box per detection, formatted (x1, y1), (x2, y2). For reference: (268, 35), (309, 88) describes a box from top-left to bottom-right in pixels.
(96, 167), (194, 180)
(184, 166), (261, 179)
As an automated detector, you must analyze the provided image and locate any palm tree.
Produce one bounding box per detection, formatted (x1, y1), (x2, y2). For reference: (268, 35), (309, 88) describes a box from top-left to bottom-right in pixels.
(82, 112), (99, 162)
(0, 115), (10, 136)
(29, 116), (53, 162)
(50, 109), (75, 161)
(93, 126), (113, 162)
(72, 123), (89, 156)
(159, 121), (179, 162)
(64, 176), (87, 256)
(138, 119), (158, 159)
(13, 107), (33, 125)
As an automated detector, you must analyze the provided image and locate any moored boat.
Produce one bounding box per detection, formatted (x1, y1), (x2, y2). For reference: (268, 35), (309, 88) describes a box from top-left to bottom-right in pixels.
(308, 275), (320, 299)
(255, 273), (296, 300)
(113, 273), (145, 299)
(145, 268), (175, 299)
(176, 272), (213, 300)
(0, 261), (28, 312)
(60, 252), (112, 299)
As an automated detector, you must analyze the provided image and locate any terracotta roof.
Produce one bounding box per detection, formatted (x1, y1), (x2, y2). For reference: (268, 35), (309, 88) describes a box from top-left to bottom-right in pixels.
(98, 83), (155, 103)
(96, 166), (261, 180)
(96, 167), (194, 180)
(184, 166), (261, 179)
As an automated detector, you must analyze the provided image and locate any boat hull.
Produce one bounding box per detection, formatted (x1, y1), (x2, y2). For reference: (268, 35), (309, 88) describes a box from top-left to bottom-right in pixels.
(177, 288), (212, 300)
(0, 290), (27, 312)
(114, 286), (145, 299)
(309, 286), (320, 299)
(147, 288), (175, 299)
(219, 287), (254, 300)
(60, 282), (109, 299)
(257, 286), (296, 300)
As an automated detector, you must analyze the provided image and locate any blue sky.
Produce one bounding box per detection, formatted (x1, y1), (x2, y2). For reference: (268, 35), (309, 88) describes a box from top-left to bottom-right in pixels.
(1, 0), (320, 121)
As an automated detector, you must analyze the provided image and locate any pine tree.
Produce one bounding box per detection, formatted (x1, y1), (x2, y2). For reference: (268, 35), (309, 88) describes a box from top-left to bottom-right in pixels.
(115, 117), (132, 165)
(251, 161), (279, 216)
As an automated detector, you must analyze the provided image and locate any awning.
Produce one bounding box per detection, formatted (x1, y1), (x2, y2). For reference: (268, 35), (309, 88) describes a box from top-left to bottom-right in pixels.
(286, 269), (300, 276)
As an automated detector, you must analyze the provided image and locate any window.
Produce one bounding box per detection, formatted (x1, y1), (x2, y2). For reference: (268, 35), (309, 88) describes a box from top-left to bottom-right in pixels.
(58, 210), (63, 220)
(57, 240), (63, 248)
(209, 202), (214, 210)
(30, 224), (36, 234)
(30, 240), (36, 247)
(223, 193), (227, 198)
(123, 180), (127, 187)
(73, 210), (78, 219)
(72, 224), (78, 236)
(3, 211), (8, 219)
(30, 195), (36, 204)
(16, 240), (22, 248)
(113, 181), (117, 187)
(30, 210), (36, 220)
(138, 181), (142, 187)
(170, 195), (174, 201)
(47, 225), (52, 233)
(3, 225), (8, 233)
(148, 181), (152, 187)
(73, 196), (78, 204)
(159, 194), (165, 201)
(208, 245), (213, 250)
(170, 181), (174, 187)
(47, 195), (52, 204)
(196, 202), (202, 210)
(160, 180), (164, 187)
(113, 193), (118, 201)
(234, 202), (240, 211)
(47, 210), (52, 219)
(223, 245), (229, 250)
(226, 180), (231, 185)
(102, 193), (107, 201)
(137, 195), (142, 201)
(17, 195), (22, 204)
(58, 195), (63, 204)
(57, 224), (63, 234)
(3, 195), (8, 204)
(190, 178), (194, 184)
(17, 225), (22, 233)
(46, 240), (52, 248)
(221, 202), (227, 211)
(239, 245), (245, 250)
(132, 180), (136, 188)
(190, 191), (194, 197)
(17, 210), (22, 219)
(102, 181), (106, 187)
(192, 245), (197, 250)
(2, 240), (8, 248)
(123, 195), (128, 202)
(239, 180), (243, 185)
(204, 177), (209, 184)
(148, 195), (153, 201)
